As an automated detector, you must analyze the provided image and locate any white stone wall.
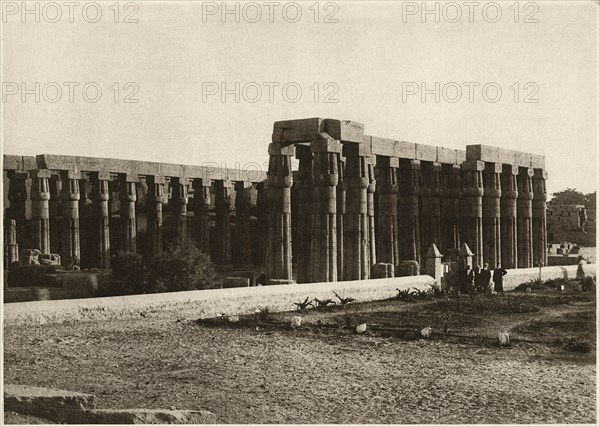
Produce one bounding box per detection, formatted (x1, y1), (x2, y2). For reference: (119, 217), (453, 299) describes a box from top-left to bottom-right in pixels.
(502, 263), (597, 291)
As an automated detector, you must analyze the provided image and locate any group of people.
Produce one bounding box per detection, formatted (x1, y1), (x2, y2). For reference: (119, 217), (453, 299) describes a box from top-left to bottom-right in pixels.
(462, 263), (507, 294)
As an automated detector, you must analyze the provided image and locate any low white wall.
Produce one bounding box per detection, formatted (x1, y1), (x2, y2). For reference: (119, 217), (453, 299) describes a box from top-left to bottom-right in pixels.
(4, 276), (436, 326)
(502, 263), (597, 291)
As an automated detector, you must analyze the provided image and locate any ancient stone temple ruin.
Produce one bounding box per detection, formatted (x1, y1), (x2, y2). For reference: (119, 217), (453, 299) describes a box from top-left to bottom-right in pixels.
(3, 117), (548, 285)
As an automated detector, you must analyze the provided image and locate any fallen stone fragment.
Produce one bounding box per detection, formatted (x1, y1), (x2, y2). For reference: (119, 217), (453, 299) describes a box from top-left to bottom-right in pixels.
(290, 316), (302, 328)
(228, 315), (239, 323)
(420, 327), (432, 338)
(498, 332), (510, 347)
(356, 323), (367, 334)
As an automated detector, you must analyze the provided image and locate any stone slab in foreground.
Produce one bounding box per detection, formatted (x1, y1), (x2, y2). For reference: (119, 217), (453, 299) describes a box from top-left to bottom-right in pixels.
(3, 384), (216, 424)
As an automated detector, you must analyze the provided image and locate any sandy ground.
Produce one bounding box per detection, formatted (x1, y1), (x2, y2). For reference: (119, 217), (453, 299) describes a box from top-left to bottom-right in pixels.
(3, 293), (596, 424)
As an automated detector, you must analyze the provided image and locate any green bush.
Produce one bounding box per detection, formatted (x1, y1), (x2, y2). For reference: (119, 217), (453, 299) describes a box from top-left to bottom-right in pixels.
(147, 238), (217, 293)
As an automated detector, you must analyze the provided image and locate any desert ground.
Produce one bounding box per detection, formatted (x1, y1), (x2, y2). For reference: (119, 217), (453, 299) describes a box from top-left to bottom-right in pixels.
(3, 285), (596, 424)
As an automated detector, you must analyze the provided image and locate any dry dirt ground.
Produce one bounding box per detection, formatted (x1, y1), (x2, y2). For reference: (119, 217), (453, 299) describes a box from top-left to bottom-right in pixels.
(3, 289), (596, 424)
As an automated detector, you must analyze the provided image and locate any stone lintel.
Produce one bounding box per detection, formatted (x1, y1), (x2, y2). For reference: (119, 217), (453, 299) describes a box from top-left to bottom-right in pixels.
(456, 149), (467, 163)
(273, 117), (325, 132)
(147, 174), (166, 184)
(436, 146), (457, 164)
(272, 127), (318, 145)
(461, 160), (485, 172)
(533, 169), (548, 180)
(370, 136), (394, 157)
(311, 134), (342, 153)
(530, 154), (545, 169)
(268, 142), (295, 156)
(3, 155), (37, 171)
(395, 141), (417, 159)
(324, 119), (365, 143)
(415, 143), (437, 162)
(118, 172), (137, 182)
(342, 141), (372, 157)
(466, 145), (500, 163)
(29, 169), (52, 179)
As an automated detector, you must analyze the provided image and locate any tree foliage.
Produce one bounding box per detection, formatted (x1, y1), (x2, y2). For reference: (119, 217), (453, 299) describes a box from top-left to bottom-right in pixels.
(550, 189), (596, 208)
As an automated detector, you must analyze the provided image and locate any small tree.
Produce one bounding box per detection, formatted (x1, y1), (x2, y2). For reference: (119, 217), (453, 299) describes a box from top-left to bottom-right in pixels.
(147, 237), (217, 292)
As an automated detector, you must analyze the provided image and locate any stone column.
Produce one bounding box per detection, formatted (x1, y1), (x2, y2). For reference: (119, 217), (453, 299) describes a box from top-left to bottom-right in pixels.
(375, 155), (399, 271)
(343, 142), (371, 280)
(295, 145), (313, 283)
(532, 169), (548, 266)
(4, 219), (19, 267)
(119, 173), (138, 253)
(234, 181), (253, 268)
(170, 177), (189, 240)
(91, 172), (111, 268)
(460, 160), (484, 268)
(266, 143), (294, 281)
(367, 155), (377, 268)
(482, 163), (502, 267)
(214, 179), (233, 270)
(30, 169), (51, 254)
(192, 178), (211, 254)
(440, 164), (461, 253)
(517, 167), (534, 268)
(60, 170), (81, 266)
(49, 174), (62, 255)
(336, 156), (346, 281)
(309, 134), (341, 283)
(420, 162), (442, 261)
(255, 181), (268, 268)
(500, 164), (518, 269)
(78, 175), (94, 268)
(397, 159), (421, 265)
(146, 175), (166, 258)
(7, 171), (29, 249)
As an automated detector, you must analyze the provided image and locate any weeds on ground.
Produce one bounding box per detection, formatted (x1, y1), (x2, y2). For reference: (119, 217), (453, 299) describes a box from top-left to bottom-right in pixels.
(394, 287), (434, 301)
(293, 297), (313, 312)
(314, 298), (336, 311)
(333, 291), (356, 306)
(255, 306), (273, 323)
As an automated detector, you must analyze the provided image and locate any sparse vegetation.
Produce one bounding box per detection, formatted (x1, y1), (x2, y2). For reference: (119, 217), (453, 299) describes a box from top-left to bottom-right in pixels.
(314, 298), (336, 310)
(333, 291), (356, 306)
(293, 297), (314, 312)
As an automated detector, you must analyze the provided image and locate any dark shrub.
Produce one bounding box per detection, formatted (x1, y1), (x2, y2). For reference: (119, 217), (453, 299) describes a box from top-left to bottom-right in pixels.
(562, 338), (592, 353)
(101, 251), (147, 296)
(581, 275), (596, 292)
(147, 237), (217, 293)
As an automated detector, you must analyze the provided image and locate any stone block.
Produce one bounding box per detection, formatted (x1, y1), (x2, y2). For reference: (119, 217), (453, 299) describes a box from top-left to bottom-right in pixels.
(356, 323), (367, 334)
(62, 274), (99, 298)
(310, 135), (342, 153)
(394, 141), (416, 159)
(370, 136), (395, 157)
(415, 143), (437, 162)
(436, 147), (457, 164)
(466, 145), (500, 162)
(273, 117), (324, 132)
(222, 277), (250, 288)
(461, 160), (485, 171)
(530, 154), (545, 169)
(342, 141), (372, 157)
(3, 384), (97, 423)
(455, 149), (467, 163)
(324, 119), (364, 143)
(498, 148), (517, 165)
(515, 151), (532, 167)
(268, 142), (295, 156)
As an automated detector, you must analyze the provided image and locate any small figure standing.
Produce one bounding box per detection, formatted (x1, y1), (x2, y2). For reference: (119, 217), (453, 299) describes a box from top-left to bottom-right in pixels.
(473, 265), (482, 293)
(493, 264), (507, 293)
(256, 271), (267, 286)
(464, 265), (475, 294)
(480, 263), (492, 293)
(576, 255), (586, 280)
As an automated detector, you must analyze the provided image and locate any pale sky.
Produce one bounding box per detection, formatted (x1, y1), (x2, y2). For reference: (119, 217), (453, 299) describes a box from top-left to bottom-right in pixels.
(1, 0), (598, 195)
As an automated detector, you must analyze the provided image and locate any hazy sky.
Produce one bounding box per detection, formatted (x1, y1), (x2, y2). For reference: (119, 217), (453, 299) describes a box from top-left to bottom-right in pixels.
(2, 1), (598, 195)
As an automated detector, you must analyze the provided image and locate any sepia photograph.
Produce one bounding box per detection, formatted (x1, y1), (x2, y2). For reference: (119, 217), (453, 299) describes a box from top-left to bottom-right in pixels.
(1, 0), (598, 424)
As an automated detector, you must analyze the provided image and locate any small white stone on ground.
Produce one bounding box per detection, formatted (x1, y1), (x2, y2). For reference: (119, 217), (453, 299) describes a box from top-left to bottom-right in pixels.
(498, 332), (510, 347)
(290, 316), (302, 328)
(356, 323), (367, 334)
(421, 327), (432, 338)
(228, 315), (239, 323)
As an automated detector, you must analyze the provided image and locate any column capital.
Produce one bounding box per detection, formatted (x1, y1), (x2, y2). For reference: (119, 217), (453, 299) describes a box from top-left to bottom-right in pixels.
(60, 170), (82, 180)
(268, 142), (295, 156)
(118, 172), (138, 183)
(533, 169), (548, 180)
(519, 167), (535, 177)
(461, 160), (485, 172)
(147, 174), (166, 185)
(29, 169), (52, 179)
(311, 133), (342, 153)
(342, 141), (371, 157)
(485, 162), (503, 174)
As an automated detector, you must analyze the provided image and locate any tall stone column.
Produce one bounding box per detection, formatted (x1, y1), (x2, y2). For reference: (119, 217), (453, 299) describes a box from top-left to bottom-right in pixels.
(460, 160), (484, 268)
(234, 181), (253, 268)
(170, 177), (189, 240)
(4, 219), (19, 267)
(397, 159), (421, 265)
(336, 157), (346, 281)
(30, 169), (51, 254)
(295, 145), (313, 283)
(91, 172), (111, 268)
(78, 175), (94, 268)
(255, 181), (268, 268)
(343, 142), (371, 280)
(49, 174), (62, 255)
(309, 134), (340, 283)
(367, 156), (377, 268)
(119, 173), (137, 253)
(517, 167), (534, 268)
(146, 175), (166, 258)
(532, 169), (548, 266)
(420, 162), (442, 261)
(60, 170), (81, 266)
(375, 155), (399, 270)
(214, 179), (233, 270)
(500, 164), (519, 269)
(7, 171), (29, 249)
(482, 163), (502, 267)
(192, 178), (211, 254)
(440, 164), (461, 253)
(266, 142), (294, 281)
